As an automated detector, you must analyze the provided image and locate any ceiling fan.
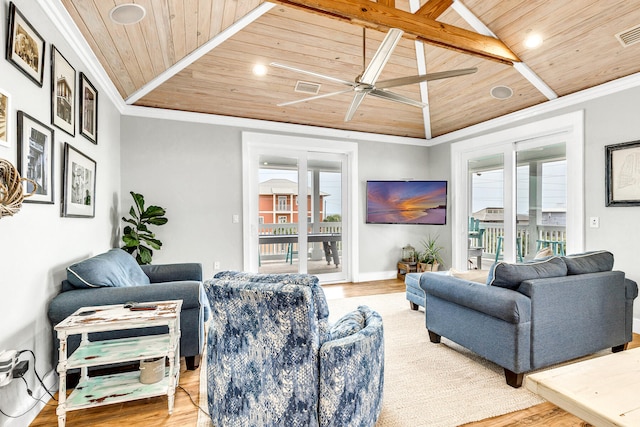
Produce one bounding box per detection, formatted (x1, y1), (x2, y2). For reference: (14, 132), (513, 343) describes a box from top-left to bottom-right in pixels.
(271, 28), (478, 122)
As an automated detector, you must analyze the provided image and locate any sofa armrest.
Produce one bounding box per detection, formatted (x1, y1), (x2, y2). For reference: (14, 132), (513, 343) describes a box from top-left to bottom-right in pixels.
(421, 273), (531, 324)
(517, 271), (630, 368)
(48, 281), (203, 325)
(141, 263), (202, 283)
(319, 306), (384, 427)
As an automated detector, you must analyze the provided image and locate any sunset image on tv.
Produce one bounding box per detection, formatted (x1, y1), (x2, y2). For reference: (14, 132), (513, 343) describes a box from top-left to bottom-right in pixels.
(366, 181), (447, 225)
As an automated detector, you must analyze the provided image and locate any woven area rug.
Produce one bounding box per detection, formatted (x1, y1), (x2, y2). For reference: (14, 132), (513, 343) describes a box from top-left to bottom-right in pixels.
(197, 292), (546, 427)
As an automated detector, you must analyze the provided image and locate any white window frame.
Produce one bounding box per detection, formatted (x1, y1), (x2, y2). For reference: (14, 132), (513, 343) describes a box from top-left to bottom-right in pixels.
(451, 111), (584, 269)
(242, 132), (358, 283)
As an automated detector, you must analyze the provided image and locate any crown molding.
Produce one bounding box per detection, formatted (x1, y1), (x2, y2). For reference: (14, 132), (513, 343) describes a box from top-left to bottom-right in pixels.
(122, 105), (429, 145)
(429, 71), (640, 146)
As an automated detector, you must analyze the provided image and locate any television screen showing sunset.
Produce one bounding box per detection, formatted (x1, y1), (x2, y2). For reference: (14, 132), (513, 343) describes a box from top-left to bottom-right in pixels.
(366, 181), (447, 225)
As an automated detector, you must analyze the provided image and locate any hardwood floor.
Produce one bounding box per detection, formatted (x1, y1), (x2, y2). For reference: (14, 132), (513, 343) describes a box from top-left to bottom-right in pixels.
(30, 278), (638, 426)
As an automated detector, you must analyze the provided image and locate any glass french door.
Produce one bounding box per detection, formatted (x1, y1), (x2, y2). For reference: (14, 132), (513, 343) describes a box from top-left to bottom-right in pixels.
(245, 140), (349, 283)
(451, 112), (583, 271)
(466, 144), (566, 268)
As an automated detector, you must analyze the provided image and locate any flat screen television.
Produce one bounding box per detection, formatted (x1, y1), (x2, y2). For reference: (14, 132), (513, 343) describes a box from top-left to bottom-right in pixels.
(366, 180), (447, 225)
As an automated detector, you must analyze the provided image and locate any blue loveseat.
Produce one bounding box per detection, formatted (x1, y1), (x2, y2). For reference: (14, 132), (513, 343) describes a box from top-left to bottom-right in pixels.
(204, 271), (384, 427)
(420, 251), (638, 387)
(47, 248), (210, 370)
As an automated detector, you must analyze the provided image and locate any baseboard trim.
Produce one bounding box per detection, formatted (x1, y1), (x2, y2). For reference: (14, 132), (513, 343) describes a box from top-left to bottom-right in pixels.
(356, 271), (400, 283)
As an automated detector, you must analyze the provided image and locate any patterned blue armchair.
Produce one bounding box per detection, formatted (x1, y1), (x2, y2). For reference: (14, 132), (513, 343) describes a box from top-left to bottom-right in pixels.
(203, 271), (384, 427)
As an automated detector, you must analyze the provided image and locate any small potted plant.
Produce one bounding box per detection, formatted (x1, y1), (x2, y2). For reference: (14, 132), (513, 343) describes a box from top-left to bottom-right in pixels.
(417, 234), (444, 272)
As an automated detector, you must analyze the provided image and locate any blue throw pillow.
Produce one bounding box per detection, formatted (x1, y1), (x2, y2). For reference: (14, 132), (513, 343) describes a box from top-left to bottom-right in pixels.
(562, 250), (614, 275)
(67, 248), (151, 288)
(487, 256), (567, 290)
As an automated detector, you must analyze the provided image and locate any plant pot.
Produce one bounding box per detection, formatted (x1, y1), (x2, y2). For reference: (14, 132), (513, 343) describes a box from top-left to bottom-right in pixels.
(418, 262), (439, 272)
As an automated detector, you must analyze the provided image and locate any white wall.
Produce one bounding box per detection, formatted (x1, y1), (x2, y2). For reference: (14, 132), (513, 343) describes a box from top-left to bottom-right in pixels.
(0, 1), (122, 424)
(120, 116), (432, 281)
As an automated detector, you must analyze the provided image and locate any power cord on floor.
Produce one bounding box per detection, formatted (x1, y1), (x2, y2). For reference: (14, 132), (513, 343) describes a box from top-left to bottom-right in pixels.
(17, 349), (57, 401)
(178, 384), (210, 417)
(0, 375), (56, 419)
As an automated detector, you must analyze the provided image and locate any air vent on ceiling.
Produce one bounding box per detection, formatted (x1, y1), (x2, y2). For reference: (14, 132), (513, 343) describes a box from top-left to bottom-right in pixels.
(615, 24), (640, 47)
(295, 81), (321, 95)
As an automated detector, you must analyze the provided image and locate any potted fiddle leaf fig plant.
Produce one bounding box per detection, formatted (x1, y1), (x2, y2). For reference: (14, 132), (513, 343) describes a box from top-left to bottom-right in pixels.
(417, 234), (444, 272)
(121, 191), (168, 265)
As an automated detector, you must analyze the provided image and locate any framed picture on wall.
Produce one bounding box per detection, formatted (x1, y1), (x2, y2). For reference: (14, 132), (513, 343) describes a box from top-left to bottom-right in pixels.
(17, 111), (55, 204)
(79, 72), (98, 144)
(51, 46), (76, 137)
(62, 143), (96, 218)
(0, 88), (9, 147)
(605, 140), (640, 206)
(6, 2), (46, 87)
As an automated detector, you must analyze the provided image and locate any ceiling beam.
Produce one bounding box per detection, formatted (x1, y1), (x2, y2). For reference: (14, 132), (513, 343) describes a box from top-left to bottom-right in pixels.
(415, 0), (453, 19)
(266, 0), (520, 64)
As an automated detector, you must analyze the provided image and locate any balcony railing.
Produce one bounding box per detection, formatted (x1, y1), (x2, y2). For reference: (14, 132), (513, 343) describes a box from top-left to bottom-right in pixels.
(259, 222), (343, 260)
(474, 223), (566, 261)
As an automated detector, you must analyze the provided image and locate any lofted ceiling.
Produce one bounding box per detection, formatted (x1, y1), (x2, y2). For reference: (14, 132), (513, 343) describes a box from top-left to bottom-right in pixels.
(61, 0), (640, 139)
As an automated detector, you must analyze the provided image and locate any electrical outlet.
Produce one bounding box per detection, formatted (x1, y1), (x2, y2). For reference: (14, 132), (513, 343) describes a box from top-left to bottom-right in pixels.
(214, 261), (220, 269)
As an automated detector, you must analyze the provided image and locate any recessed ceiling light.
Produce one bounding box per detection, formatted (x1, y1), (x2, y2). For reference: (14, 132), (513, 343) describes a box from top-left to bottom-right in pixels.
(109, 4), (146, 25)
(490, 85), (513, 100)
(524, 33), (543, 49)
(252, 64), (268, 76)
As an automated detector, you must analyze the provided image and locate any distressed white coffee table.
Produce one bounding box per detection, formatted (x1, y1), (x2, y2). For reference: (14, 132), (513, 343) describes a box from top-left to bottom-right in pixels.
(54, 300), (182, 427)
(525, 347), (640, 427)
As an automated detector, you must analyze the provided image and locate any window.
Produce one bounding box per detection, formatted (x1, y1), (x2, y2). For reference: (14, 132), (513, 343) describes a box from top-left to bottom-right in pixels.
(451, 112), (584, 269)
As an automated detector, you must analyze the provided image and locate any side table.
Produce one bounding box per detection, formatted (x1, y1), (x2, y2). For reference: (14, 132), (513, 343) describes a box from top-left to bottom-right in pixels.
(397, 261), (417, 280)
(54, 300), (182, 427)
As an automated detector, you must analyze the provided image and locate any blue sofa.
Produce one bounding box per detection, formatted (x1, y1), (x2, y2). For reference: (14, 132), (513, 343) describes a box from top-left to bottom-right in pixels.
(419, 251), (638, 387)
(47, 249), (210, 370)
(204, 271), (384, 427)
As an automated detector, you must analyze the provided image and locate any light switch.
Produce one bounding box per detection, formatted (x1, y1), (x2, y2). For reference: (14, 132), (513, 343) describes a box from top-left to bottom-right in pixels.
(589, 217), (599, 228)
(232, 214), (239, 223)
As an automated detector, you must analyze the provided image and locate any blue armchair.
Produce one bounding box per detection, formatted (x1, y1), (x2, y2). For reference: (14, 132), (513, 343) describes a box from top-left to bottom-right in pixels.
(203, 271), (384, 427)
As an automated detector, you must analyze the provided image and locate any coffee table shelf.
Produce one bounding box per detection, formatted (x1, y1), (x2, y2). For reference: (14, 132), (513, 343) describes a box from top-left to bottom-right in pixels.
(66, 369), (171, 409)
(54, 300), (182, 427)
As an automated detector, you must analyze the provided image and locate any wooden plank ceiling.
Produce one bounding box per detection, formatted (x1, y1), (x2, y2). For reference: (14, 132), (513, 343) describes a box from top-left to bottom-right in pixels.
(62, 0), (640, 139)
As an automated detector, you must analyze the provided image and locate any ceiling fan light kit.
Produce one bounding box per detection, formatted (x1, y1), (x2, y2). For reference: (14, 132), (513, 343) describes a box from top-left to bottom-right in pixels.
(272, 28), (478, 122)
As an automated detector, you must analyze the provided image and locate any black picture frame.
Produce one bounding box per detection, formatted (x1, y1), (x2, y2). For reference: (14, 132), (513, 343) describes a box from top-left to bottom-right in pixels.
(605, 140), (640, 206)
(62, 143), (96, 218)
(79, 72), (98, 144)
(5, 2), (46, 87)
(17, 111), (55, 204)
(51, 46), (76, 137)
(0, 87), (9, 147)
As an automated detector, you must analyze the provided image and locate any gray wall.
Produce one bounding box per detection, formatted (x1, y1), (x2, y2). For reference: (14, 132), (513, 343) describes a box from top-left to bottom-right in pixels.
(0, 1), (122, 423)
(120, 117), (433, 281)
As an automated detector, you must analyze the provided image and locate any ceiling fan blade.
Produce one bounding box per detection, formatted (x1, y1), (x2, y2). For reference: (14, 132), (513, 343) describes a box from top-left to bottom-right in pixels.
(359, 28), (404, 85)
(344, 91), (368, 122)
(375, 68), (478, 89)
(270, 62), (356, 87)
(369, 89), (427, 108)
(276, 89), (353, 107)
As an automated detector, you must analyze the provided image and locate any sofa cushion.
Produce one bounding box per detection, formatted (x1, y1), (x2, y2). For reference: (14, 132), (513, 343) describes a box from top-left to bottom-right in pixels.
(562, 250), (614, 275)
(329, 309), (365, 340)
(487, 256), (567, 290)
(67, 248), (151, 288)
